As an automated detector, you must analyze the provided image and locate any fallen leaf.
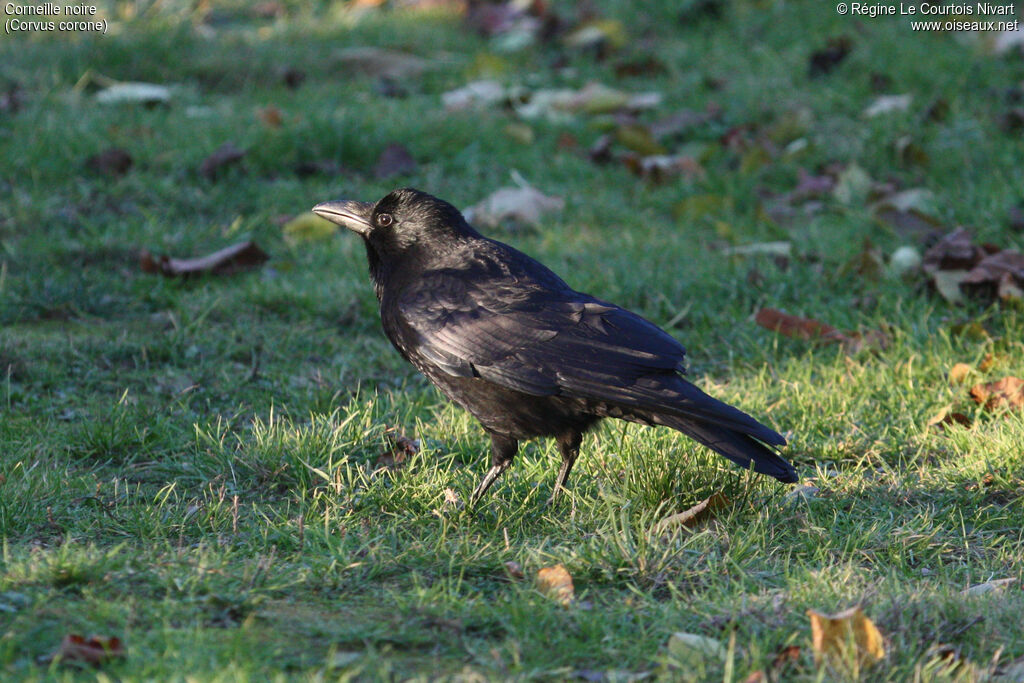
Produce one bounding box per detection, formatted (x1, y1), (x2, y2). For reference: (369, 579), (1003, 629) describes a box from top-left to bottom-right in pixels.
(808, 606), (885, 668)
(504, 122), (534, 145)
(961, 577), (1017, 596)
(649, 107), (717, 140)
(831, 163), (872, 205)
(788, 169), (836, 202)
(673, 194), (732, 221)
(464, 176), (564, 231)
(969, 377), (1024, 412)
(563, 19), (627, 52)
(623, 154), (704, 182)
(949, 363), (973, 385)
(922, 229), (989, 303)
(376, 430), (420, 469)
(373, 143), (417, 180)
(283, 212), (336, 244)
(996, 655), (1024, 681)
(961, 250), (1024, 302)
(755, 308), (843, 342)
(721, 241), (792, 258)
(52, 634), (124, 667)
(293, 159), (346, 178)
(95, 82), (170, 105)
(504, 561), (525, 580)
(281, 67), (306, 89)
(839, 239), (885, 280)
(998, 107), (1024, 133)
(839, 327), (891, 354)
(614, 55), (667, 78)
(140, 241), (268, 278)
(85, 148), (133, 177)
(333, 47), (430, 79)
(652, 492), (728, 533)
(199, 142), (246, 180)
(442, 80), (506, 111)
(926, 404), (972, 430)
(514, 82), (661, 120)
(257, 105), (283, 128)
(773, 645), (802, 669)
(667, 632), (727, 668)
(614, 124), (667, 156)
(863, 94), (912, 118)
(809, 36), (852, 77)
(536, 564), (574, 606)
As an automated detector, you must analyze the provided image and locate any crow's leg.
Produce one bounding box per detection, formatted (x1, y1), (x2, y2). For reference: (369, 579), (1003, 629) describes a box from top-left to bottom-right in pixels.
(550, 430), (583, 503)
(470, 432), (518, 506)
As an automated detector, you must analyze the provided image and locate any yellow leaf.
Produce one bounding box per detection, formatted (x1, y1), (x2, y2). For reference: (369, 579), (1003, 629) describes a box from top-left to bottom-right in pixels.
(652, 492), (729, 534)
(949, 363), (973, 384)
(536, 564), (574, 606)
(283, 212), (336, 244)
(808, 606), (885, 669)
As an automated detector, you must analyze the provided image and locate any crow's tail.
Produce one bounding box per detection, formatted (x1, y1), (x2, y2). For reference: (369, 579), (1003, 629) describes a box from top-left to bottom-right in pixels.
(654, 413), (798, 483)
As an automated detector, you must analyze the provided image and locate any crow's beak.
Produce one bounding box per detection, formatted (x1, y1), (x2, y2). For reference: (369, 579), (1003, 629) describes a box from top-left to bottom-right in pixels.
(312, 200), (374, 236)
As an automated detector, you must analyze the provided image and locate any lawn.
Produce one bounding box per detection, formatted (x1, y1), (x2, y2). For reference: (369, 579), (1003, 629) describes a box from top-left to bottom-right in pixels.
(1, 0), (1023, 680)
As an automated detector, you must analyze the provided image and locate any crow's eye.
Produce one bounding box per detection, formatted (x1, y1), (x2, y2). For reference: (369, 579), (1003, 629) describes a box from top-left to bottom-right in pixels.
(376, 213), (394, 228)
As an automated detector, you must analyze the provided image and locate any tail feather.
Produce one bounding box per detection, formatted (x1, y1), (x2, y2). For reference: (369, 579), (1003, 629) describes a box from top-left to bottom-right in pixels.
(656, 413), (798, 483)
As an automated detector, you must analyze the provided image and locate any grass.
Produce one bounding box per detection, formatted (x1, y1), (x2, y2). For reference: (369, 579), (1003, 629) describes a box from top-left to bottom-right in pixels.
(2, 0), (1024, 680)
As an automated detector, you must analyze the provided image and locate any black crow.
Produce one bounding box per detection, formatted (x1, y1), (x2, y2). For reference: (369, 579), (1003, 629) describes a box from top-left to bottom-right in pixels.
(313, 188), (796, 505)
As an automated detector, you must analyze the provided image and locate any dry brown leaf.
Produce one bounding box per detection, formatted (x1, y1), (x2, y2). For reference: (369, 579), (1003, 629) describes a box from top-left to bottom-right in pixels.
(536, 564), (574, 606)
(809, 36), (852, 77)
(85, 148), (133, 177)
(962, 577), (1017, 596)
(504, 561), (525, 581)
(969, 377), (1024, 411)
(376, 431), (420, 469)
(839, 328), (890, 354)
(922, 228), (986, 273)
(926, 404), (972, 430)
(755, 308), (844, 342)
(140, 241), (268, 278)
(960, 250), (1024, 302)
(199, 142), (246, 180)
(623, 154), (704, 183)
(373, 143), (417, 180)
(652, 492), (728, 533)
(773, 644), (802, 669)
(257, 105), (283, 128)
(949, 363), (973, 384)
(808, 606), (885, 669)
(53, 634), (125, 667)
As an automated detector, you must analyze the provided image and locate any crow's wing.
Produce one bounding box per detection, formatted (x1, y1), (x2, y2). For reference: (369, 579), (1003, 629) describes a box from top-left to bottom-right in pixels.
(395, 260), (783, 444)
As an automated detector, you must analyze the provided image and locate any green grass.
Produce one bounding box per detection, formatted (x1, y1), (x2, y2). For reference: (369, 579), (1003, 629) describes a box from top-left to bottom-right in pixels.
(2, 0), (1024, 680)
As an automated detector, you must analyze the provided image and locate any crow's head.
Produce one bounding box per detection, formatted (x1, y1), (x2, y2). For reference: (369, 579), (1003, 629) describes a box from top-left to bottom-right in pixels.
(313, 188), (476, 262)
